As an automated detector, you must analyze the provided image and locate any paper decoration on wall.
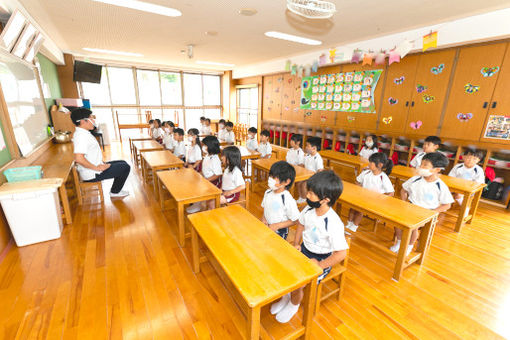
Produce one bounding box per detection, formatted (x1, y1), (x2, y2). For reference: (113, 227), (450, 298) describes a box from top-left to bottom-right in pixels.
(305, 111), (312, 116)
(274, 87), (280, 93)
(375, 51), (386, 65)
(312, 60), (319, 72)
(422, 31), (438, 52)
(464, 83), (480, 94)
(395, 40), (414, 58)
(416, 84), (427, 93)
(291, 100), (296, 104)
(304, 65), (312, 77)
(457, 112), (473, 121)
(319, 54), (327, 66)
(422, 94), (435, 103)
(351, 50), (363, 64)
(285, 60), (291, 72)
(320, 114), (327, 122)
(347, 116), (355, 122)
(394, 76), (405, 85)
(297, 66), (304, 78)
(484, 115), (510, 140)
(362, 52), (373, 66)
(388, 50), (400, 65)
(388, 97), (398, 105)
(277, 76), (283, 82)
(329, 49), (336, 63)
(284, 106), (290, 111)
(410, 120), (423, 129)
(481, 66), (499, 77)
(382, 116), (393, 124)
(291, 64), (297, 75)
(300, 69), (383, 113)
(431, 63), (444, 75)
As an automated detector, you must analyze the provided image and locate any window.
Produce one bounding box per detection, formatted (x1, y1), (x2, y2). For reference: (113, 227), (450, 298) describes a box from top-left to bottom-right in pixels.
(163, 109), (184, 127)
(183, 73), (203, 106)
(137, 69), (161, 105)
(237, 87), (258, 128)
(160, 72), (182, 105)
(81, 67), (110, 105)
(184, 109), (204, 130)
(107, 67), (136, 104)
(203, 75), (221, 105)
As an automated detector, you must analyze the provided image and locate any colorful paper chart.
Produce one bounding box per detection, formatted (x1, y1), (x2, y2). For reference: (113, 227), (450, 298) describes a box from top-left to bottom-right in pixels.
(484, 115), (510, 140)
(300, 70), (383, 113)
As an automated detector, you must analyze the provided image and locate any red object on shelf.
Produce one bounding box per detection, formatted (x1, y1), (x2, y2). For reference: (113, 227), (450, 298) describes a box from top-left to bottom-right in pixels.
(275, 131), (280, 138)
(391, 152), (399, 165)
(270, 130), (274, 139)
(346, 143), (355, 155)
(323, 139), (330, 149)
(335, 141), (341, 151)
(282, 132), (287, 140)
(485, 167), (496, 181)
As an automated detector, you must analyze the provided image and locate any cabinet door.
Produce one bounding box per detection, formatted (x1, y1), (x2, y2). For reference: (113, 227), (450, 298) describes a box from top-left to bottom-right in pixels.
(291, 75), (304, 123)
(304, 65), (339, 126)
(405, 49), (456, 136)
(272, 74), (283, 120)
(336, 63), (386, 131)
(262, 75), (273, 120)
(480, 43), (510, 145)
(281, 73), (294, 122)
(377, 55), (419, 134)
(440, 43), (507, 140)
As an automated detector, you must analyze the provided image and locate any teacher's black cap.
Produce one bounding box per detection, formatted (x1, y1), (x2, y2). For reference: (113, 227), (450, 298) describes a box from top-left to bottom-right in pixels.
(70, 108), (92, 125)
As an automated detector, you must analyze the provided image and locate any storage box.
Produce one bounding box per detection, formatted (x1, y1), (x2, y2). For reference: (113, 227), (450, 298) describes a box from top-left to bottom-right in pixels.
(3, 166), (42, 182)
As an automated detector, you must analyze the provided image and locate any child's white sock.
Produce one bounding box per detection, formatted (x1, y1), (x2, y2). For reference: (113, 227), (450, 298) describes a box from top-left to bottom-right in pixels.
(346, 221), (358, 232)
(276, 301), (300, 323)
(455, 196), (464, 206)
(406, 245), (414, 256)
(389, 239), (401, 253)
(270, 293), (290, 315)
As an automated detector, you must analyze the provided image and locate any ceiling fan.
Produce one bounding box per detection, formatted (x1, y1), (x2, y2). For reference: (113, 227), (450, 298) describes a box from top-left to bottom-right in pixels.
(286, 0), (336, 19)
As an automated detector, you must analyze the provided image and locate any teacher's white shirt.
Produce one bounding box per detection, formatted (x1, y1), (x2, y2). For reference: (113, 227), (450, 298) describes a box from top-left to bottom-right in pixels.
(73, 127), (104, 181)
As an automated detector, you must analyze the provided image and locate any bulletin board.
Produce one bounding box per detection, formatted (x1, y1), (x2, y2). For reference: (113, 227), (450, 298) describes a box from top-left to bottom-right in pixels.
(483, 115), (510, 140)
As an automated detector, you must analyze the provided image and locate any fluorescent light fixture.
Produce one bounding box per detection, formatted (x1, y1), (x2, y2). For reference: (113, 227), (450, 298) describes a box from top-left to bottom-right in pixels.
(83, 47), (143, 57)
(196, 60), (235, 67)
(91, 0), (181, 17)
(264, 31), (322, 46)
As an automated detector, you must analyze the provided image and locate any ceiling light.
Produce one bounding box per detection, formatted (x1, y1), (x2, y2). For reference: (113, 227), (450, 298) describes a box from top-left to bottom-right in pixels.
(238, 8), (257, 16)
(205, 31), (218, 36)
(264, 31), (322, 45)
(91, 0), (182, 17)
(196, 60), (235, 67)
(83, 48), (143, 57)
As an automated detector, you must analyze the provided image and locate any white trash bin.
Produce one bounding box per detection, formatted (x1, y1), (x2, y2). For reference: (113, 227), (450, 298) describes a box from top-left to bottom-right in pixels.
(0, 178), (64, 246)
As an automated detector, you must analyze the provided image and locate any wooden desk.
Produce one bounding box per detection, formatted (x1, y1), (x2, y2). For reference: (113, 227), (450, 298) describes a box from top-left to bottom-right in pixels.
(129, 135), (152, 161)
(220, 145), (261, 161)
(132, 140), (164, 169)
(250, 158), (315, 194)
(320, 150), (368, 175)
(188, 205), (322, 340)
(270, 144), (289, 160)
(390, 165), (486, 233)
(141, 150), (184, 199)
(157, 168), (221, 247)
(338, 182), (438, 281)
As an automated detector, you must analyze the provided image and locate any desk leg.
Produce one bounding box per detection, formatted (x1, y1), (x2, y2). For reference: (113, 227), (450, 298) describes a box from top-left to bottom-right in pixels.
(468, 190), (483, 225)
(159, 179), (165, 210)
(59, 185), (72, 225)
(215, 195), (220, 208)
(191, 227), (200, 273)
(141, 156), (146, 181)
(247, 306), (261, 340)
(455, 192), (473, 233)
(250, 166), (255, 192)
(178, 202), (185, 247)
(417, 216), (437, 265)
(153, 170), (159, 201)
(302, 278), (318, 340)
(393, 228), (411, 281)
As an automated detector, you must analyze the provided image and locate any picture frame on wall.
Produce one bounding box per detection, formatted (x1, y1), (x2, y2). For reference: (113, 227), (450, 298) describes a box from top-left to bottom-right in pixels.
(0, 9), (27, 52)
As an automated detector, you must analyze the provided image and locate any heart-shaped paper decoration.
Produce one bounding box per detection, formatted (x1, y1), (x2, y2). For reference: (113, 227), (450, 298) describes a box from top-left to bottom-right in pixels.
(382, 116), (392, 124)
(410, 120), (423, 129)
(388, 97), (398, 105)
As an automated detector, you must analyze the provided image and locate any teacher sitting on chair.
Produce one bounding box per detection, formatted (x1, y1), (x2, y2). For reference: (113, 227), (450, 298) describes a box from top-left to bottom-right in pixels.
(71, 108), (131, 198)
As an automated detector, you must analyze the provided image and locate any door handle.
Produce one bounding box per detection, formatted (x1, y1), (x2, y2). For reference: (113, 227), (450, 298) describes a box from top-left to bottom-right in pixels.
(411, 101), (415, 107)
(483, 102), (488, 109)
(405, 101), (409, 107)
(491, 102), (497, 109)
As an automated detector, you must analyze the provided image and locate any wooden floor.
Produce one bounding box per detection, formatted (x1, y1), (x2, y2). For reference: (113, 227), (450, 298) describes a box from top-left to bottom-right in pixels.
(0, 142), (509, 339)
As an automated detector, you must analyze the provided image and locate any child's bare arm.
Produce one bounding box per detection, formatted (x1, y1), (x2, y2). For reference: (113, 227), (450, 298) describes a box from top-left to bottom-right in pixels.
(401, 189), (409, 201)
(316, 249), (347, 268)
(207, 174), (221, 182)
(269, 219), (296, 232)
(223, 184), (245, 196)
(434, 203), (451, 213)
(293, 223), (304, 249)
(386, 192), (395, 197)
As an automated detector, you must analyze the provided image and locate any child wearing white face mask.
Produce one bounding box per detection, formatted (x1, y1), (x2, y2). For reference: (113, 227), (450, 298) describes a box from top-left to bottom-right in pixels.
(185, 128), (202, 171)
(246, 127), (258, 151)
(261, 161), (300, 239)
(162, 121), (175, 151)
(359, 134), (379, 161)
(217, 119), (227, 141)
(391, 152), (454, 256)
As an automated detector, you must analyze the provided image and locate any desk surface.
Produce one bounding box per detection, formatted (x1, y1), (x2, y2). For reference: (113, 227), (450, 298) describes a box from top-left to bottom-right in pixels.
(340, 182), (438, 229)
(188, 205), (322, 308)
(157, 168), (221, 202)
(142, 150), (183, 168)
(221, 145), (261, 159)
(132, 140), (164, 150)
(252, 158), (315, 182)
(391, 165), (486, 193)
(129, 134), (152, 140)
(33, 143), (75, 179)
(320, 150), (368, 165)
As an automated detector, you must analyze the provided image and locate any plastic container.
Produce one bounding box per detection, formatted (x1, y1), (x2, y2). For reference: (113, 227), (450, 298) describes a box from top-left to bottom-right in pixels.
(3, 166), (42, 182)
(0, 178), (63, 246)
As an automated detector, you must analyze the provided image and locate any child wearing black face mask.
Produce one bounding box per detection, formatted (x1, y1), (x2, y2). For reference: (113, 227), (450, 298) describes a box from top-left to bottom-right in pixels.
(270, 170), (349, 324)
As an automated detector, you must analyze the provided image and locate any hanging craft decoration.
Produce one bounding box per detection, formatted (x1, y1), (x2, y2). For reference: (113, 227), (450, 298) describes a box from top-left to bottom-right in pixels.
(362, 52), (374, 66)
(422, 31), (438, 52)
(312, 60), (319, 72)
(481, 66), (499, 77)
(285, 60), (291, 72)
(457, 113), (473, 121)
(304, 64), (312, 77)
(319, 54), (327, 66)
(431, 63), (444, 75)
(329, 48), (336, 63)
(388, 50), (400, 65)
(409, 120), (423, 129)
(291, 64), (297, 75)
(297, 65), (304, 78)
(382, 116), (393, 124)
(388, 97), (398, 105)
(464, 83), (480, 94)
(375, 50), (386, 65)
(422, 94), (435, 103)
(416, 84), (427, 93)
(395, 40), (414, 58)
(351, 49), (363, 64)
(300, 69), (383, 113)
(347, 116), (355, 122)
(394, 76), (405, 85)
(484, 115), (510, 140)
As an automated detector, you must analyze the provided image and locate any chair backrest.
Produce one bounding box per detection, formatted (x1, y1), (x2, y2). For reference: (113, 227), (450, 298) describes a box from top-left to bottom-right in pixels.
(342, 237), (351, 267)
(226, 180), (250, 208)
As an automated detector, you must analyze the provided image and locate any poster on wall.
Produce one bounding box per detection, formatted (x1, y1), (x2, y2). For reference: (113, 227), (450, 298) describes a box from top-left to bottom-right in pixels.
(300, 69), (383, 113)
(484, 115), (510, 140)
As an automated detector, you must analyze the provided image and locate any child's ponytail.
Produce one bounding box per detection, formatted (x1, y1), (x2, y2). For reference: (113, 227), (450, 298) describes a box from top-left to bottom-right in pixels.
(383, 158), (393, 175)
(368, 152), (393, 175)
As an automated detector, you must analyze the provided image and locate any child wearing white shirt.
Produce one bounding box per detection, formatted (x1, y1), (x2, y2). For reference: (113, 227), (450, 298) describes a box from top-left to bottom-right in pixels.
(246, 127), (258, 151)
(359, 134), (379, 160)
(257, 130), (272, 159)
(224, 121), (236, 144)
(271, 170), (348, 323)
(392, 152), (454, 256)
(217, 119), (227, 141)
(185, 128), (202, 171)
(346, 152), (394, 232)
(448, 148), (485, 209)
(162, 121), (175, 151)
(286, 134), (304, 166)
(261, 161), (300, 239)
(220, 146), (245, 204)
(297, 137), (324, 204)
(173, 128), (186, 159)
(151, 119), (164, 143)
(201, 118), (212, 136)
(410, 136), (441, 168)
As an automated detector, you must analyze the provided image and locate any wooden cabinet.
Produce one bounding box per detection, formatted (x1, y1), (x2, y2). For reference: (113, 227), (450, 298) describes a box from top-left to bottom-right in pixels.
(281, 74), (294, 122)
(440, 42), (508, 140)
(262, 76), (273, 120)
(272, 75), (283, 120)
(291, 75), (304, 123)
(405, 49), (456, 136)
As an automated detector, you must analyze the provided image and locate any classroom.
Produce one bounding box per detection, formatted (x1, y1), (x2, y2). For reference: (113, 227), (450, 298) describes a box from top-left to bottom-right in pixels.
(0, 0), (509, 339)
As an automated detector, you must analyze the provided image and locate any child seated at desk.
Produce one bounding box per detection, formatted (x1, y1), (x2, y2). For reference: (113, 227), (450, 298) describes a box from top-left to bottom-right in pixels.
(246, 127), (258, 151)
(410, 136), (441, 168)
(346, 152), (394, 232)
(220, 146), (245, 204)
(223, 121), (236, 145)
(199, 116), (206, 132)
(359, 134), (379, 161)
(286, 134), (304, 166)
(148, 119), (154, 137)
(201, 118), (212, 136)
(448, 148), (485, 210)
(271, 170), (348, 323)
(151, 119), (164, 143)
(297, 137), (324, 204)
(217, 119), (227, 141)
(391, 152), (453, 256)
(162, 121), (175, 151)
(261, 161), (300, 240)
(173, 128), (186, 160)
(257, 130), (272, 159)
(185, 128), (202, 171)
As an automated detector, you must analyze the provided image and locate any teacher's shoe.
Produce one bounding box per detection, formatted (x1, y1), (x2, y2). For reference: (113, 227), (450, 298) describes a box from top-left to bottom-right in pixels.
(110, 190), (129, 198)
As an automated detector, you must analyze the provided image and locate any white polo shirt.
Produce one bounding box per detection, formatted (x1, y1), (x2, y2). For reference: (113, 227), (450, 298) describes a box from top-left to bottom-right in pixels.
(304, 153), (324, 172)
(410, 152), (426, 168)
(359, 147), (379, 160)
(286, 148), (305, 165)
(356, 169), (394, 194)
(258, 142), (272, 158)
(222, 166), (244, 191)
(261, 189), (300, 225)
(246, 137), (258, 151)
(173, 141), (186, 158)
(299, 206), (349, 254)
(163, 133), (175, 150)
(73, 127), (103, 181)
(224, 131), (235, 144)
(217, 128), (227, 141)
(152, 127), (164, 139)
(186, 144), (202, 163)
(201, 125), (211, 135)
(448, 164), (485, 183)
(202, 154), (222, 179)
(402, 176), (454, 210)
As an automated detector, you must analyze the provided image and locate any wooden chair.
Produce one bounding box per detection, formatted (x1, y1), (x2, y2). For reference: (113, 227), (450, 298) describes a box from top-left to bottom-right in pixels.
(315, 237), (351, 313)
(226, 180), (250, 209)
(72, 167), (104, 205)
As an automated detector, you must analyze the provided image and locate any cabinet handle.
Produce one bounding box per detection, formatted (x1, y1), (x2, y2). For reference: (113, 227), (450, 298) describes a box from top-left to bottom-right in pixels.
(405, 101), (409, 107)
(411, 101), (415, 107)
(491, 102), (497, 109)
(483, 102), (488, 108)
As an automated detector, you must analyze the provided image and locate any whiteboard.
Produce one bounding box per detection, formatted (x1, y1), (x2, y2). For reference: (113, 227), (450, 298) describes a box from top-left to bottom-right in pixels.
(0, 49), (49, 156)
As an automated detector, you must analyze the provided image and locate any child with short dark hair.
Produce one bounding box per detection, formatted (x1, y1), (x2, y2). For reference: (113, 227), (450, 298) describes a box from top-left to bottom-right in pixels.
(261, 161), (300, 239)
(217, 119), (227, 141)
(410, 136), (441, 168)
(185, 128), (202, 170)
(246, 127), (258, 151)
(224, 121), (235, 144)
(392, 152), (454, 255)
(359, 134), (378, 160)
(201, 118), (212, 136)
(148, 119), (154, 137)
(272, 170), (348, 323)
(286, 134), (304, 166)
(152, 119), (164, 143)
(258, 130), (272, 159)
(162, 121), (175, 151)
(220, 146), (245, 204)
(449, 149), (485, 210)
(173, 128), (186, 159)
(297, 137), (324, 204)
(199, 116), (206, 131)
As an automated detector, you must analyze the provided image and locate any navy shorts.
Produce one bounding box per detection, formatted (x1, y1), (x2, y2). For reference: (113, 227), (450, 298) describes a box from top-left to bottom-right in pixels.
(276, 227), (289, 240)
(301, 244), (332, 283)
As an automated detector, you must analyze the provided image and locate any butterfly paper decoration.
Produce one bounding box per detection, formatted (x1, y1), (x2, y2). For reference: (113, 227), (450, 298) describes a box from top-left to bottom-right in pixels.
(416, 84), (427, 93)
(382, 116), (393, 124)
(409, 120), (423, 129)
(431, 63), (445, 75)
(305, 111), (312, 117)
(301, 98), (310, 105)
(464, 83), (479, 94)
(422, 94), (435, 103)
(481, 66), (499, 77)
(388, 97), (398, 105)
(394, 76), (405, 85)
(457, 113), (473, 121)
(347, 116), (355, 122)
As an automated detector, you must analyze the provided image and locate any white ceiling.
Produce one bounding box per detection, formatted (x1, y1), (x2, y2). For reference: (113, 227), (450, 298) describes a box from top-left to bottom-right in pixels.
(16, 0), (510, 71)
